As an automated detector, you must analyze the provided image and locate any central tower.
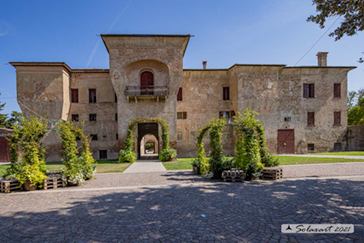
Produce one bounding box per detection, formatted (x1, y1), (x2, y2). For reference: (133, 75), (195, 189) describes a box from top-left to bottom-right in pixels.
(101, 34), (191, 155)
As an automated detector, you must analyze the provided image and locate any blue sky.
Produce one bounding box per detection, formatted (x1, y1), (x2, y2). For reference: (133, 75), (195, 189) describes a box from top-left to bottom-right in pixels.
(1, 0), (363, 114)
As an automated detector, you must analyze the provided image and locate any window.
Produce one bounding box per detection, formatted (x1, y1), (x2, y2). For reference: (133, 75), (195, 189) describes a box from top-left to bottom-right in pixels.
(99, 150), (107, 159)
(284, 117), (291, 122)
(307, 112), (315, 126)
(115, 113), (118, 121)
(308, 143), (315, 151)
(90, 134), (98, 141)
(89, 89), (97, 103)
(334, 83), (341, 98)
(71, 114), (79, 122)
(115, 93), (118, 103)
(334, 143), (341, 151)
(177, 112), (187, 119)
(71, 89), (78, 103)
(223, 87), (230, 100)
(177, 88), (183, 101)
(303, 84), (315, 98)
(89, 114), (97, 121)
(334, 111), (341, 126)
(219, 111), (235, 119)
(116, 134), (118, 140)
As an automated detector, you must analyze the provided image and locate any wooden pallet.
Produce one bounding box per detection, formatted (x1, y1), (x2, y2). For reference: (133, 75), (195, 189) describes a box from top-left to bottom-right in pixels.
(222, 169), (245, 182)
(0, 179), (21, 193)
(262, 167), (283, 180)
(43, 177), (64, 190)
(45, 170), (63, 177)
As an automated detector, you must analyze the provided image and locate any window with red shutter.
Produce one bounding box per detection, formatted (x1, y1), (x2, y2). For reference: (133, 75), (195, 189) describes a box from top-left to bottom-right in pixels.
(334, 83), (341, 98)
(303, 84), (314, 98)
(223, 87), (230, 100)
(334, 111), (341, 126)
(177, 88), (183, 101)
(177, 112), (187, 119)
(89, 89), (97, 103)
(71, 89), (78, 103)
(307, 112), (315, 126)
(183, 112), (187, 119)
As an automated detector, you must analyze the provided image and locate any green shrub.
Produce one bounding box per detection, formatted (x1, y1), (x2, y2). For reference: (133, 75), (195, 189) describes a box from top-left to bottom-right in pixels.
(119, 149), (136, 163)
(5, 117), (48, 187)
(159, 148), (176, 162)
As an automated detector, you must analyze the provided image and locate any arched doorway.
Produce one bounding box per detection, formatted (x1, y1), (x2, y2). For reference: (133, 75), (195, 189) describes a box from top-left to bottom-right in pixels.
(140, 134), (159, 158)
(140, 71), (154, 95)
(138, 123), (159, 159)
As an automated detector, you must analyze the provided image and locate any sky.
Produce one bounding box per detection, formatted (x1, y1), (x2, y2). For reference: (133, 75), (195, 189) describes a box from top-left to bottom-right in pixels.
(0, 0), (363, 115)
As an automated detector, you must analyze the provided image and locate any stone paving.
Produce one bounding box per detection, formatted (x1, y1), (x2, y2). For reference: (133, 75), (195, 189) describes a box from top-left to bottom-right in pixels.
(1, 176), (364, 242)
(123, 160), (167, 173)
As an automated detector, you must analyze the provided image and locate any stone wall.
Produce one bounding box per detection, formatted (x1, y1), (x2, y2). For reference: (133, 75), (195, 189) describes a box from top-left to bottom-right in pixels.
(347, 125), (364, 151)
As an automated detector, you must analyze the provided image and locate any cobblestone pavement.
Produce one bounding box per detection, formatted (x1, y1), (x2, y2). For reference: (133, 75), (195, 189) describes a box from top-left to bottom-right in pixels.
(124, 160), (167, 173)
(1, 177), (364, 242)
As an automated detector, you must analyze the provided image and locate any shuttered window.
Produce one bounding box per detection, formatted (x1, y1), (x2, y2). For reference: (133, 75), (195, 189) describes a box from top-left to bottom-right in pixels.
(219, 111), (235, 119)
(303, 84), (315, 98)
(334, 83), (341, 98)
(223, 87), (230, 100)
(334, 111), (341, 126)
(71, 89), (78, 103)
(177, 88), (183, 101)
(307, 112), (315, 126)
(89, 89), (97, 103)
(177, 112), (187, 119)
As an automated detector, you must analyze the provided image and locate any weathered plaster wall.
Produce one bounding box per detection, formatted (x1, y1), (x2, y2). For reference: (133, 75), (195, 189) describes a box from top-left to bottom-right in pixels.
(177, 70), (234, 157)
(69, 72), (118, 160)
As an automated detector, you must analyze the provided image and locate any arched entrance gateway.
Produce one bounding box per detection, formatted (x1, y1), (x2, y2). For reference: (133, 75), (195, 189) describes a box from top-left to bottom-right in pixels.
(138, 123), (159, 159)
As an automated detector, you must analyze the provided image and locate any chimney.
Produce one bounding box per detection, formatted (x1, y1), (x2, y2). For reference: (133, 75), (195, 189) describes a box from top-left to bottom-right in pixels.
(316, 52), (328, 66)
(202, 61), (207, 70)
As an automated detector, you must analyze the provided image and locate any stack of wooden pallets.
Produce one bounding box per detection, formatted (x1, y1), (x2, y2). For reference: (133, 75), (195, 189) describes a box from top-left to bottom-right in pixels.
(0, 179), (21, 193)
(222, 169), (245, 182)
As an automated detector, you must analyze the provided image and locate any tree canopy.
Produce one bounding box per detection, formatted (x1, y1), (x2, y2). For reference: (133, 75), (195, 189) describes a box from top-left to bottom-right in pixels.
(0, 93), (24, 129)
(348, 88), (364, 125)
(307, 0), (364, 62)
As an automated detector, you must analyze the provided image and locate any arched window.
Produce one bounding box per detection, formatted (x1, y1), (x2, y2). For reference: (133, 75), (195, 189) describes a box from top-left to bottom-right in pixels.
(140, 71), (154, 95)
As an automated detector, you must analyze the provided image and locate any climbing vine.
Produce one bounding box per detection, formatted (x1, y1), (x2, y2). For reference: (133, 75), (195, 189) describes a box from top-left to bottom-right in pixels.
(192, 124), (211, 175)
(255, 123), (279, 167)
(4, 117), (48, 187)
(57, 121), (96, 185)
(119, 117), (176, 163)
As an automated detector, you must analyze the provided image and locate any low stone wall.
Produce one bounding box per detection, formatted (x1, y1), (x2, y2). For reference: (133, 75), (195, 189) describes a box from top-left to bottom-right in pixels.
(347, 125), (364, 151)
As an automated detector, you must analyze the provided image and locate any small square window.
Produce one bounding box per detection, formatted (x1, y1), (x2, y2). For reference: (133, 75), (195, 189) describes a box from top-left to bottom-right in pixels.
(177, 112), (187, 119)
(284, 117), (291, 122)
(71, 114), (79, 122)
(116, 134), (118, 140)
(89, 114), (97, 121)
(90, 134), (98, 141)
(99, 150), (107, 160)
(115, 113), (118, 121)
(334, 143), (341, 152)
(308, 143), (315, 151)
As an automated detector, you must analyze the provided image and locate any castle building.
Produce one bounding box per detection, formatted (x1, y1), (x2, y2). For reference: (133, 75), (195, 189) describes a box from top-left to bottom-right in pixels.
(10, 34), (355, 161)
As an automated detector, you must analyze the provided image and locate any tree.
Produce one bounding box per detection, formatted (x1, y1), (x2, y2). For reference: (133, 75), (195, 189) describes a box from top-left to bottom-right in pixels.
(0, 93), (24, 128)
(348, 88), (364, 125)
(307, 0), (364, 62)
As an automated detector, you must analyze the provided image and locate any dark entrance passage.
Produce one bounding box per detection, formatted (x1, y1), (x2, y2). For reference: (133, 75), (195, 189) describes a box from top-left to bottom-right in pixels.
(138, 123), (159, 159)
(277, 129), (295, 154)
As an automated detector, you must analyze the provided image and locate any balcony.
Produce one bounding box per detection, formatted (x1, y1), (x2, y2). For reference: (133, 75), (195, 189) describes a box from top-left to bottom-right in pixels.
(125, 86), (169, 102)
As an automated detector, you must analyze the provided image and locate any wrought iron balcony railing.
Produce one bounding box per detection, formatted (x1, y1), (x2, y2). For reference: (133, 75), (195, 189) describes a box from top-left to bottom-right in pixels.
(125, 86), (169, 97)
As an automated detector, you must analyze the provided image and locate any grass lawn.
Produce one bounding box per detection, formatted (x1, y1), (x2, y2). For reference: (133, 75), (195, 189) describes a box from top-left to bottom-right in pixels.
(162, 156), (364, 170)
(314, 151), (364, 156)
(0, 160), (131, 177)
